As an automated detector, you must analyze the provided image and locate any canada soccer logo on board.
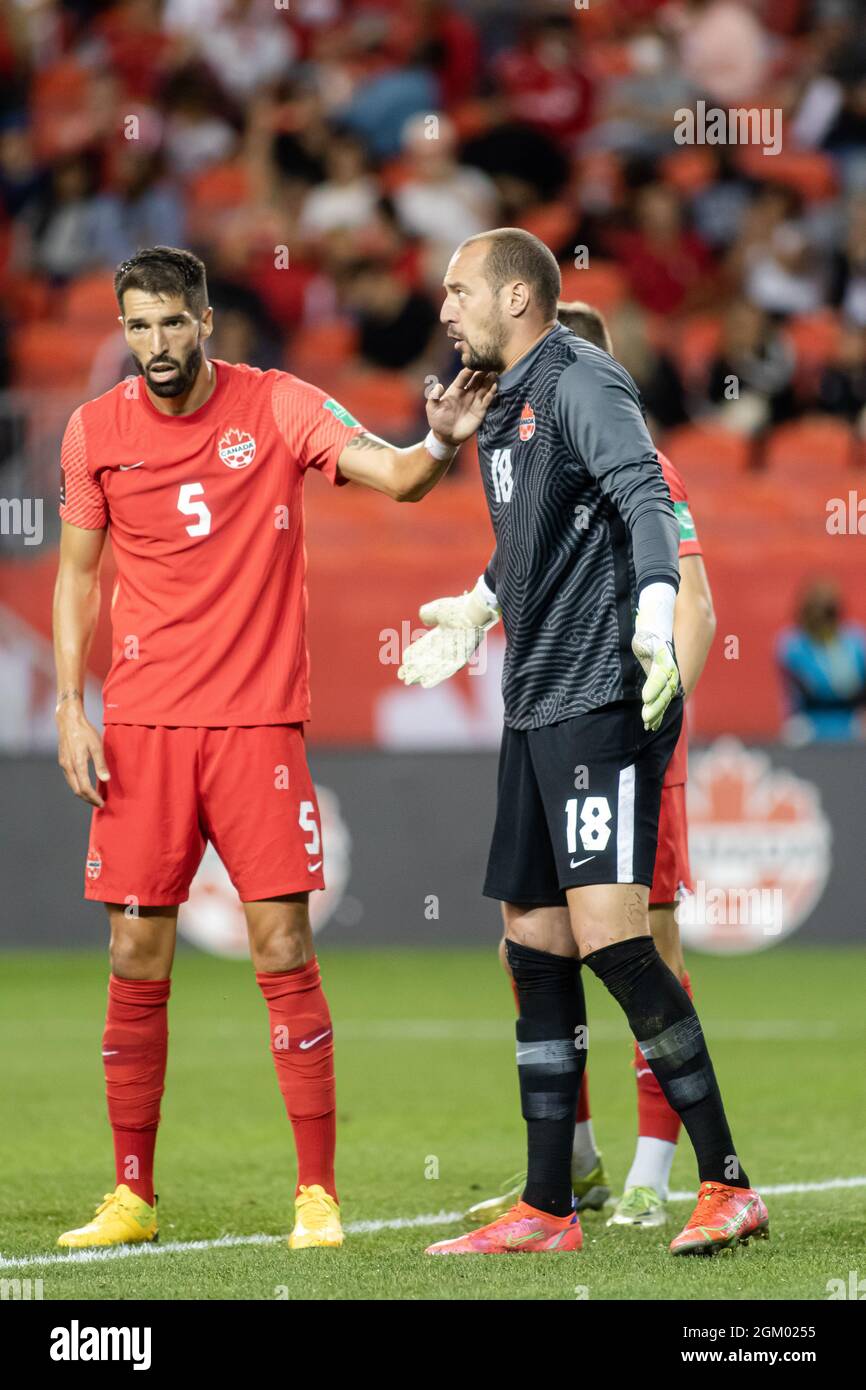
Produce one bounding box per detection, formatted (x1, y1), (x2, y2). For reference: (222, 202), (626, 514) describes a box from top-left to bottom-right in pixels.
(681, 739), (832, 954)
(518, 401), (535, 441)
(218, 429), (256, 469)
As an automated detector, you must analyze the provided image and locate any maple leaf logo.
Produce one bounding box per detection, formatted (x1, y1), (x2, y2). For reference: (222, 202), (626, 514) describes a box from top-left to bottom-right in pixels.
(218, 429), (256, 469)
(684, 739), (832, 953)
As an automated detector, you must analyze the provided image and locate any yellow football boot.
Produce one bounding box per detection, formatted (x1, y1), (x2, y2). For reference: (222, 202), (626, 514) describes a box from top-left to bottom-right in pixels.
(288, 1184), (343, 1249)
(57, 1184), (158, 1248)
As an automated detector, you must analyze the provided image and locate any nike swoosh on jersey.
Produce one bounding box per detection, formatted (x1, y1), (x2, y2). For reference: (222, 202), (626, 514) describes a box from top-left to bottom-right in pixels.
(299, 1030), (332, 1051)
(569, 856), (595, 868)
(119, 461), (144, 470)
(308, 860), (322, 872)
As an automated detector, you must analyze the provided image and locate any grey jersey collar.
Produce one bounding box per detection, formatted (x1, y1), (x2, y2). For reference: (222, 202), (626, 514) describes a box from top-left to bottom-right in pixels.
(496, 322), (569, 393)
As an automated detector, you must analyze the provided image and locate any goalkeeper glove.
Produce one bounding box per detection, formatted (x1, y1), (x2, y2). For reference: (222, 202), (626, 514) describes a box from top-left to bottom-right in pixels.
(631, 581), (680, 731)
(398, 575), (500, 688)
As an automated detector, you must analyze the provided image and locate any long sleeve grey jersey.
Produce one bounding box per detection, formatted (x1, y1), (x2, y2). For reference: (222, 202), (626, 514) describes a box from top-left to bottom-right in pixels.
(476, 322), (679, 728)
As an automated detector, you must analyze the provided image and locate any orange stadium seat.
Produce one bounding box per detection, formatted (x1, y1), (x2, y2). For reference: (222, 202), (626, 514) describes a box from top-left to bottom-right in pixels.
(659, 149), (717, 195)
(661, 424), (753, 479)
(783, 311), (841, 389)
(449, 100), (497, 142)
(731, 472), (844, 528)
(30, 60), (91, 158)
(327, 370), (423, 439)
(287, 321), (358, 390)
(188, 161), (251, 213)
(573, 0), (620, 38)
(64, 272), (121, 327)
(12, 322), (108, 389)
(668, 315), (723, 388)
(378, 156), (412, 196)
(735, 148), (838, 202)
(290, 319), (357, 364)
(558, 260), (628, 317)
(518, 203), (575, 254)
(3, 274), (52, 322)
(763, 417), (859, 478)
(585, 41), (634, 79)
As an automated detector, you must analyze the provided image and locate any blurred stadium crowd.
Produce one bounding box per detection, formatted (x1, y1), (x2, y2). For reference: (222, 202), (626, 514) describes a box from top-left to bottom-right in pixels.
(0, 0), (864, 436)
(0, 0), (865, 743)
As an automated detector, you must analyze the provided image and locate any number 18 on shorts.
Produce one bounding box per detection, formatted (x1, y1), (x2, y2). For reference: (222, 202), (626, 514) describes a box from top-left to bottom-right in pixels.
(483, 698), (683, 906)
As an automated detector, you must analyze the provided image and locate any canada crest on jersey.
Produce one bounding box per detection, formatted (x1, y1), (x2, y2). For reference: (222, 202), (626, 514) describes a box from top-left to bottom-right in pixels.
(518, 401), (536, 442)
(218, 428), (256, 469)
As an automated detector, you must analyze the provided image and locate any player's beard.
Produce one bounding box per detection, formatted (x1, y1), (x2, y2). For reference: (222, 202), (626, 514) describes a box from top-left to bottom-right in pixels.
(460, 306), (509, 373)
(142, 343), (203, 398)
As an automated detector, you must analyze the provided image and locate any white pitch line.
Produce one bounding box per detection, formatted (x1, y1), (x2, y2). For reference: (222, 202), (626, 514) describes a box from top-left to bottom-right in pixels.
(0, 1213), (465, 1271)
(2, 1177), (864, 1272)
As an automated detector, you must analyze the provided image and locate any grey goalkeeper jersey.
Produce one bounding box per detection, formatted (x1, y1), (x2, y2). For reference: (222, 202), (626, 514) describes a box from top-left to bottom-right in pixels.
(479, 323), (679, 729)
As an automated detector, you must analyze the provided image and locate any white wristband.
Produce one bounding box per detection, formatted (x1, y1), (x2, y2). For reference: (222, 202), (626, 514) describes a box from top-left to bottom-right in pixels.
(424, 428), (457, 462)
(476, 573), (498, 610)
(636, 581), (677, 644)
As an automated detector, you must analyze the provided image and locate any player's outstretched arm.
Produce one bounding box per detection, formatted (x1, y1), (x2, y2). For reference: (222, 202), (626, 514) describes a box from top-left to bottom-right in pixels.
(53, 520), (110, 807)
(398, 573), (500, 688)
(336, 368), (497, 502)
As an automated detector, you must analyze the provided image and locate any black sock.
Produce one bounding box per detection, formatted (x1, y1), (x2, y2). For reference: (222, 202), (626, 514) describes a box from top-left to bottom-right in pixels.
(506, 939), (586, 1218)
(583, 936), (749, 1190)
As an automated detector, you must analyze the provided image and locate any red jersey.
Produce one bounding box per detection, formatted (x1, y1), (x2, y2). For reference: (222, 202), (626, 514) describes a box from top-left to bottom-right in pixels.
(658, 449), (702, 787)
(59, 360), (365, 727)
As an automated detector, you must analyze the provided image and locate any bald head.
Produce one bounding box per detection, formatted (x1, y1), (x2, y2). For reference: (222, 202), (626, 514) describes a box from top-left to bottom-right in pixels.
(441, 228), (561, 372)
(461, 228), (562, 320)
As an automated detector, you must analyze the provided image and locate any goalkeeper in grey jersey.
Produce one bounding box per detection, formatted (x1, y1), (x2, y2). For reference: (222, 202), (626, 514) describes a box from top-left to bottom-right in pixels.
(401, 228), (767, 1259)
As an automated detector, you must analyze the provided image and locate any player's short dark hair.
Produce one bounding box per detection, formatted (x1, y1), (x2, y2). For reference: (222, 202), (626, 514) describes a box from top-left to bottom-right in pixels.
(557, 301), (613, 354)
(463, 228), (562, 320)
(114, 246), (209, 319)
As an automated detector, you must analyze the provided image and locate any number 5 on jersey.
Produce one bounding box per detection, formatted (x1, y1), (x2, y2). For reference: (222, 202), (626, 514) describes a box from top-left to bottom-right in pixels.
(178, 482), (212, 536)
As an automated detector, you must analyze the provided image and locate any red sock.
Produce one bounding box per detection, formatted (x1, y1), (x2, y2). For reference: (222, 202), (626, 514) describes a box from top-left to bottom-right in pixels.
(634, 970), (694, 1144)
(103, 975), (171, 1206)
(575, 1070), (590, 1123)
(256, 957), (336, 1200)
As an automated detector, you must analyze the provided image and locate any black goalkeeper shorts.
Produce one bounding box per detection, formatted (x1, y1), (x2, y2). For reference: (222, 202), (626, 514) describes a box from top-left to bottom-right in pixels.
(483, 696), (683, 907)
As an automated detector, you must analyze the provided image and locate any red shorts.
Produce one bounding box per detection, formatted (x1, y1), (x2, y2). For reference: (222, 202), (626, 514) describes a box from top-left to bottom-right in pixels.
(84, 725), (325, 906)
(650, 781), (693, 906)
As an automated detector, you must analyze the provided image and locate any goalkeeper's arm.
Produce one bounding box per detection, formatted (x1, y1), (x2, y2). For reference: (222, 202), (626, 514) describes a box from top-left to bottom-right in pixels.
(397, 573), (500, 688)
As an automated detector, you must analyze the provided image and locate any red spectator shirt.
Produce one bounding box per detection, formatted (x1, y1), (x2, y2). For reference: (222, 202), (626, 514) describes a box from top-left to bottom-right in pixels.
(59, 360), (364, 727)
(658, 449), (702, 787)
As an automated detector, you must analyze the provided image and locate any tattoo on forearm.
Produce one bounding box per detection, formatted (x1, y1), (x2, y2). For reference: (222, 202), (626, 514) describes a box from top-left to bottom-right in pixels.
(348, 432), (388, 452)
(56, 688), (83, 709)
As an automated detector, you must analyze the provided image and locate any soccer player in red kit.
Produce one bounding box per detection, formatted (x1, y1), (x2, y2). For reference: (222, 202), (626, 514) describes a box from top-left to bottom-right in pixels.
(400, 302), (717, 1233)
(52, 246), (497, 1250)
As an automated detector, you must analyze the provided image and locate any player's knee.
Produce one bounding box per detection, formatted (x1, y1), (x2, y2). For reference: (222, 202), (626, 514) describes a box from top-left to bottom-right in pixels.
(498, 935), (511, 977)
(108, 930), (169, 980)
(250, 918), (311, 973)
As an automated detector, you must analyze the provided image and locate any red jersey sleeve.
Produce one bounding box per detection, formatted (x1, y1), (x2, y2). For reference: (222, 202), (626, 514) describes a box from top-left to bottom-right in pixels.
(59, 406), (108, 529)
(271, 374), (365, 487)
(658, 450), (701, 559)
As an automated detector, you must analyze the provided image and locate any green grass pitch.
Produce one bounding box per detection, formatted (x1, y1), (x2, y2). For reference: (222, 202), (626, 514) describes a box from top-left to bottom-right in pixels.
(1, 945), (864, 1301)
